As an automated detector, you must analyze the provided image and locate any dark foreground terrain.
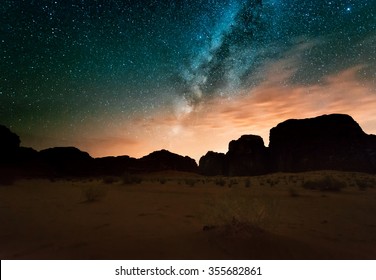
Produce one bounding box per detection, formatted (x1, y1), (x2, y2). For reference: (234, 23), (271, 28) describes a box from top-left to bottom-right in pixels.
(1, 171), (376, 260)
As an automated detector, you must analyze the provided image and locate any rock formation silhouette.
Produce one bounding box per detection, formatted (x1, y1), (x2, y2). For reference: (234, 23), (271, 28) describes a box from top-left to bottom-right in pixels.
(199, 151), (227, 176)
(1, 114), (376, 179)
(269, 114), (376, 172)
(0, 124), (20, 164)
(200, 114), (376, 175)
(38, 147), (94, 176)
(136, 149), (198, 173)
(227, 135), (269, 176)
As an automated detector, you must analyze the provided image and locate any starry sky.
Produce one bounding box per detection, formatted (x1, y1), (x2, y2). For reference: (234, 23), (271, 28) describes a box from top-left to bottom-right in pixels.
(1, 0), (376, 161)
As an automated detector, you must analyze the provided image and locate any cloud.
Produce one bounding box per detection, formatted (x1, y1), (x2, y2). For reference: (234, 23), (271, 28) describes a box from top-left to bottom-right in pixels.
(177, 0), (376, 108)
(77, 136), (142, 158)
(119, 62), (376, 161)
(38, 53), (376, 162)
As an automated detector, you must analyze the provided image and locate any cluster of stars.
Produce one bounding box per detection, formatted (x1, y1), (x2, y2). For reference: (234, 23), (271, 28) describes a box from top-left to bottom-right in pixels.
(0, 0), (375, 154)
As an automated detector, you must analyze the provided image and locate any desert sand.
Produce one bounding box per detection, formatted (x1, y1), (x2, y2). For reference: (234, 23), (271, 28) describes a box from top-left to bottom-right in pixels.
(1, 171), (376, 259)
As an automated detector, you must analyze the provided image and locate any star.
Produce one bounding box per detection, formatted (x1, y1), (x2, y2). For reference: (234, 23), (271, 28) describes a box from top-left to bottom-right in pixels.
(0, 0), (375, 160)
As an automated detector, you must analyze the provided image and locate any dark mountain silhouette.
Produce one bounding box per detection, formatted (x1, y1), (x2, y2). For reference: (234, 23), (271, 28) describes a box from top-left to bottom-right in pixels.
(199, 151), (227, 176)
(200, 114), (376, 175)
(0, 124), (21, 164)
(34, 148), (198, 177)
(269, 114), (376, 172)
(0, 125), (38, 183)
(38, 147), (94, 177)
(227, 135), (269, 176)
(94, 155), (137, 176)
(136, 149), (198, 173)
(2, 113), (376, 179)
(199, 136), (269, 176)
(92, 150), (199, 176)
(0, 126), (198, 178)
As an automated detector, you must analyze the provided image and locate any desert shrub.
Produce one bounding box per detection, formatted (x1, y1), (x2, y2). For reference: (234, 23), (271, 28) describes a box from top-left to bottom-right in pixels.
(102, 176), (118, 184)
(265, 178), (272, 186)
(203, 190), (280, 236)
(122, 172), (142, 185)
(82, 186), (107, 202)
(355, 178), (375, 190)
(184, 178), (196, 187)
(302, 176), (346, 192)
(215, 178), (226, 187)
(244, 178), (251, 188)
(158, 178), (167, 184)
(228, 179), (238, 188)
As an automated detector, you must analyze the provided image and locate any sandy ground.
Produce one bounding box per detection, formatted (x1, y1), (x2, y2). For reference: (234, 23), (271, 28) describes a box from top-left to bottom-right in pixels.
(1, 171), (376, 259)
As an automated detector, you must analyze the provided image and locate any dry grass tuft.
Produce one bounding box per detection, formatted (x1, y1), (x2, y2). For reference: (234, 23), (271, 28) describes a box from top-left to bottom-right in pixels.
(102, 176), (118, 184)
(202, 190), (280, 237)
(82, 186), (107, 202)
(302, 175), (346, 192)
(215, 178), (226, 187)
(121, 173), (142, 185)
(184, 178), (197, 187)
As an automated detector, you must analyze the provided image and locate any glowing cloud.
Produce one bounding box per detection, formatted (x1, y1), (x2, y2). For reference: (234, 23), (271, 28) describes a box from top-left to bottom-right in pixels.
(84, 63), (376, 162)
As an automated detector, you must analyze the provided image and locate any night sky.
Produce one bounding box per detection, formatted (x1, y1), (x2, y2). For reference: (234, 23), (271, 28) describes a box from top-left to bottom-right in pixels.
(1, 0), (376, 161)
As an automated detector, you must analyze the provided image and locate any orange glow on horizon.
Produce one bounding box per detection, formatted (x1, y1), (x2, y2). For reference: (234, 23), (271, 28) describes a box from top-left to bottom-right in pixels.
(74, 65), (376, 162)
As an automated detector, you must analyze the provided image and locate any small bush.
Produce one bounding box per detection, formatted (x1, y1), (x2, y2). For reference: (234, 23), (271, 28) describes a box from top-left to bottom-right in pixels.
(103, 176), (118, 184)
(184, 178), (196, 187)
(302, 176), (346, 192)
(265, 178), (272, 186)
(228, 179), (238, 188)
(82, 186), (107, 202)
(203, 191), (280, 236)
(215, 178), (226, 187)
(356, 178), (375, 190)
(244, 178), (251, 188)
(122, 173), (142, 185)
(158, 178), (167, 184)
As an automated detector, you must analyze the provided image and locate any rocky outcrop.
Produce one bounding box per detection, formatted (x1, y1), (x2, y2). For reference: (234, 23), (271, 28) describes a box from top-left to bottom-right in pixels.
(227, 135), (269, 176)
(94, 155), (137, 176)
(137, 149), (198, 173)
(39, 147), (93, 163)
(0, 126), (199, 177)
(199, 114), (376, 175)
(269, 114), (376, 172)
(3, 113), (376, 178)
(0, 125), (21, 163)
(38, 147), (94, 176)
(199, 151), (227, 176)
(199, 135), (270, 176)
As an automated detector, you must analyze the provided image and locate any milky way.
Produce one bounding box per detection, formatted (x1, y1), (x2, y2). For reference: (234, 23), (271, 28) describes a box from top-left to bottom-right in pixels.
(1, 0), (376, 160)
